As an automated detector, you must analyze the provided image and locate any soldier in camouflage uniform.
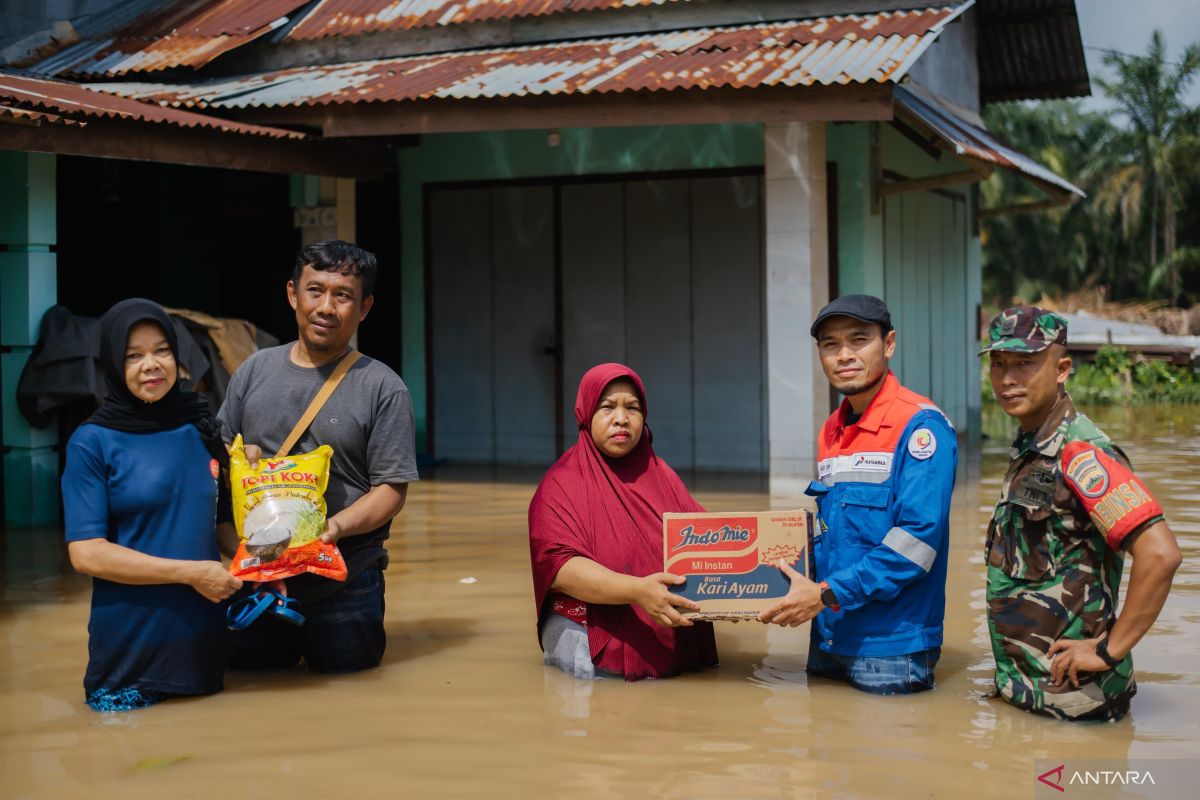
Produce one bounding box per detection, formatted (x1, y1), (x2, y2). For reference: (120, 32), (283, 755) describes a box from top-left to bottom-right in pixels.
(981, 307), (1182, 721)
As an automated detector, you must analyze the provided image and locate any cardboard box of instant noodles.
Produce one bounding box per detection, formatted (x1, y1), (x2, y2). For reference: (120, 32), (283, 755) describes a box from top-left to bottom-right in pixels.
(664, 510), (814, 621)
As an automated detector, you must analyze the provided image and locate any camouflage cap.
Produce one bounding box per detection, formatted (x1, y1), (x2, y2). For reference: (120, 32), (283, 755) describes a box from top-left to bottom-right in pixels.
(978, 307), (1068, 355)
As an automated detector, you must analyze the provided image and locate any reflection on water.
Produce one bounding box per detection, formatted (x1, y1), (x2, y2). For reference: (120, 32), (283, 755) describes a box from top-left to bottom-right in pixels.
(1, 404), (1198, 798)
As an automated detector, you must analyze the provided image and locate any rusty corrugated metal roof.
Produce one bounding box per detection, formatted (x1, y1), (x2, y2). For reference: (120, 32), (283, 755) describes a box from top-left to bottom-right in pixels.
(0, 70), (305, 138)
(22, 0), (310, 77)
(0, 103), (85, 126)
(894, 84), (1083, 196)
(33, 32), (276, 77)
(93, 6), (970, 109)
(284, 0), (683, 40)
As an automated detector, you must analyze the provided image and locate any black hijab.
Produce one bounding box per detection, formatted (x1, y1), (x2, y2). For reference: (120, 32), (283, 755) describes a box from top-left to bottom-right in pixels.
(86, 299), (226, 465)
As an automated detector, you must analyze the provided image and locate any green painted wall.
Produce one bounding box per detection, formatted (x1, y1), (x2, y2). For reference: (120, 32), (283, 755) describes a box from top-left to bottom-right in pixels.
(0, 150), (60, 526)
(398, 124), (765, 451)
(883, 121), (979, 431)
(403, 119), (985, 451)
(827, 123), (884, 296)
(966, 190), (983, 437)
(828, 122), (983, 432)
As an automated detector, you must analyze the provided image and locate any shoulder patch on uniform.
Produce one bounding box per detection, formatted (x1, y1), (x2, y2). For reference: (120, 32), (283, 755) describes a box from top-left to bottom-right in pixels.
(1060, 440), (1164, 549)
(907, 427), (937, 460)
(1064, 447), (1109, 498)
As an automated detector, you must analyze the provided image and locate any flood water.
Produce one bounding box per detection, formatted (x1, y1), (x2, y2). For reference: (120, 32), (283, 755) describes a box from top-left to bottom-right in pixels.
(2, 404), (1198, 798)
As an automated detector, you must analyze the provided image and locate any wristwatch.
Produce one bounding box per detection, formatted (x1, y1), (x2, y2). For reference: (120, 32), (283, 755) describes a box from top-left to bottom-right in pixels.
(819, 581), (841, 612)
(1095, 637), (1122, 669)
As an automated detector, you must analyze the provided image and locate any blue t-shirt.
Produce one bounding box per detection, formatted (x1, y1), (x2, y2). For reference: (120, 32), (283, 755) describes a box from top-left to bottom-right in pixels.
(62, 423), (225, 696)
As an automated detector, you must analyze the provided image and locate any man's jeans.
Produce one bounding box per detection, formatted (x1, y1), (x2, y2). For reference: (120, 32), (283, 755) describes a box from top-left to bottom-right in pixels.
(226, 565), (386, 674)
(807, 637), (940, 695)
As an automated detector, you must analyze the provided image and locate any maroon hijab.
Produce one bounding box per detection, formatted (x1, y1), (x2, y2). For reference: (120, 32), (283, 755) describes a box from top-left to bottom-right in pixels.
(528, 363), (718, 681)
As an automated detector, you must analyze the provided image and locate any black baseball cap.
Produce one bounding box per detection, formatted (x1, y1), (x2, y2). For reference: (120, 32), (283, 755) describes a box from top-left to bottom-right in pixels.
(810, 294), (893, 338)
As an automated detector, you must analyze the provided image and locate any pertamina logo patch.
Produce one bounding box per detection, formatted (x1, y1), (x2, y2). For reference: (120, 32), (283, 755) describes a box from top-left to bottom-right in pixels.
(1065, 449), (1109, 498)
(852, 453), (891, 471)
(907, 428), (937, 460)
(209, 459), (220, 479)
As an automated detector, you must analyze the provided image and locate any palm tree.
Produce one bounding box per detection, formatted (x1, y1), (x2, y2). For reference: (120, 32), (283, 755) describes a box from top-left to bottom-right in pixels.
(980, 101), (1125, 301)
(1094, 31), (1200, 304)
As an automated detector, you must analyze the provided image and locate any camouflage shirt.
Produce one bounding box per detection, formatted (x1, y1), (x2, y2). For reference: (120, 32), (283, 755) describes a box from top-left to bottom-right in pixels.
(985, 394), (1165, 721)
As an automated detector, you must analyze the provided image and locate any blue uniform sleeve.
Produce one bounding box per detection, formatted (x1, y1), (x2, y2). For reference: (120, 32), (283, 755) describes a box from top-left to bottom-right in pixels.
(62, 430), (111, 542)
(823, 413), (957, 612)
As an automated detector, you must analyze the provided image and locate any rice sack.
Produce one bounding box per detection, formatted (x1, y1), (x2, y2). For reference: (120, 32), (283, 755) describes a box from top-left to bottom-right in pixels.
(228, 435), (347, 582)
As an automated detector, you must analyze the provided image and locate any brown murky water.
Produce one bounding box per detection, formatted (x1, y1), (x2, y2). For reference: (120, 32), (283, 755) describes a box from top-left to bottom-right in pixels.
(2, 404), (1198, 799)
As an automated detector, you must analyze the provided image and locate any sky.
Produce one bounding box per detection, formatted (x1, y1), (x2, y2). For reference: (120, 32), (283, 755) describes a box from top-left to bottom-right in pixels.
(1075, 0), (1200, 110)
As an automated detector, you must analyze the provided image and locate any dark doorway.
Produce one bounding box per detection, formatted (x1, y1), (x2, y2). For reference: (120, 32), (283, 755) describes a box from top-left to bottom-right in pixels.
(354, 171), (404, 374)
(56, 156), (299, 340)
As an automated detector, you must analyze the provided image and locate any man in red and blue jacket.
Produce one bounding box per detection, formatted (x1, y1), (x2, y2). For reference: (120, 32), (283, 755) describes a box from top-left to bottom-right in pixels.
(760, 295), (957, 694)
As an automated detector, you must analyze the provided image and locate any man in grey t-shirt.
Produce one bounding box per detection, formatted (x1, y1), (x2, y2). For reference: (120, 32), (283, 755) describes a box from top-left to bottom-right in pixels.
(218, 240), (418, 673)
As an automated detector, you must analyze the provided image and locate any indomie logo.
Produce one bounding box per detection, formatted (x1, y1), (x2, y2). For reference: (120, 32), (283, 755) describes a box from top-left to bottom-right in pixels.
(671, 524), (752, 552)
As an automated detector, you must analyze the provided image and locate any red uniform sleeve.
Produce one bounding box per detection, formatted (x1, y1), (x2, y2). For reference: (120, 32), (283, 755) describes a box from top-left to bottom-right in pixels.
(1060, 441), (1164, 550)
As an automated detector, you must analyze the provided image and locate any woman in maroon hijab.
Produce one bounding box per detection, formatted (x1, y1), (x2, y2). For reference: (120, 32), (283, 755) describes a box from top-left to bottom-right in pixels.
(529, 363), (718, 681)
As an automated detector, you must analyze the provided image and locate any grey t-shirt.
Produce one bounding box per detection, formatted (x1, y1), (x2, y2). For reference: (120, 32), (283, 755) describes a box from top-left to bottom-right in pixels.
(218, 344), (419, 602)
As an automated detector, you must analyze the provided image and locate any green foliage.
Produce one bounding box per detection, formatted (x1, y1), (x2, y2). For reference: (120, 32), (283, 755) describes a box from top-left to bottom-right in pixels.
(981, 345), (1200, 405)
(1070, 346), (1135, 404)
(1130, 357), (1200, 402)
(981, 31), (1200, 306)
(981, 101), (1123, 302)
(1093, 345), (1133, 378)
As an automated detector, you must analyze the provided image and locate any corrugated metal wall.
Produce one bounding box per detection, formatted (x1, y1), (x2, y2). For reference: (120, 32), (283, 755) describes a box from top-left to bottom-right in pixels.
(882, 190), (971, 430)
(830, 122), (979, 435)
(428, 171), (765, 471)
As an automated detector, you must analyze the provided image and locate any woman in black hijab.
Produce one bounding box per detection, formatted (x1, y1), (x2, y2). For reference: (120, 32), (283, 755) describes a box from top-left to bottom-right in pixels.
(62, 299), (241, 712)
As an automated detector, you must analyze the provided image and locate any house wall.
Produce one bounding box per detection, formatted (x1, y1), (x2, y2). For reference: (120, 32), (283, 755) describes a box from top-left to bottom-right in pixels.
(906, 7), (980, 114)
(828, 121), (983, 433)
(424, 172), (766, 472)
(402, 114), (984, 472)
(398, 124), (766, 454)
(0, 151), (59, 526)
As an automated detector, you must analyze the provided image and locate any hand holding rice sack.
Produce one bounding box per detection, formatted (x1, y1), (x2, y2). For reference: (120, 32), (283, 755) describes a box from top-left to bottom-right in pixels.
(228, 435), (347, 582)
(220, 241), (419, 674)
